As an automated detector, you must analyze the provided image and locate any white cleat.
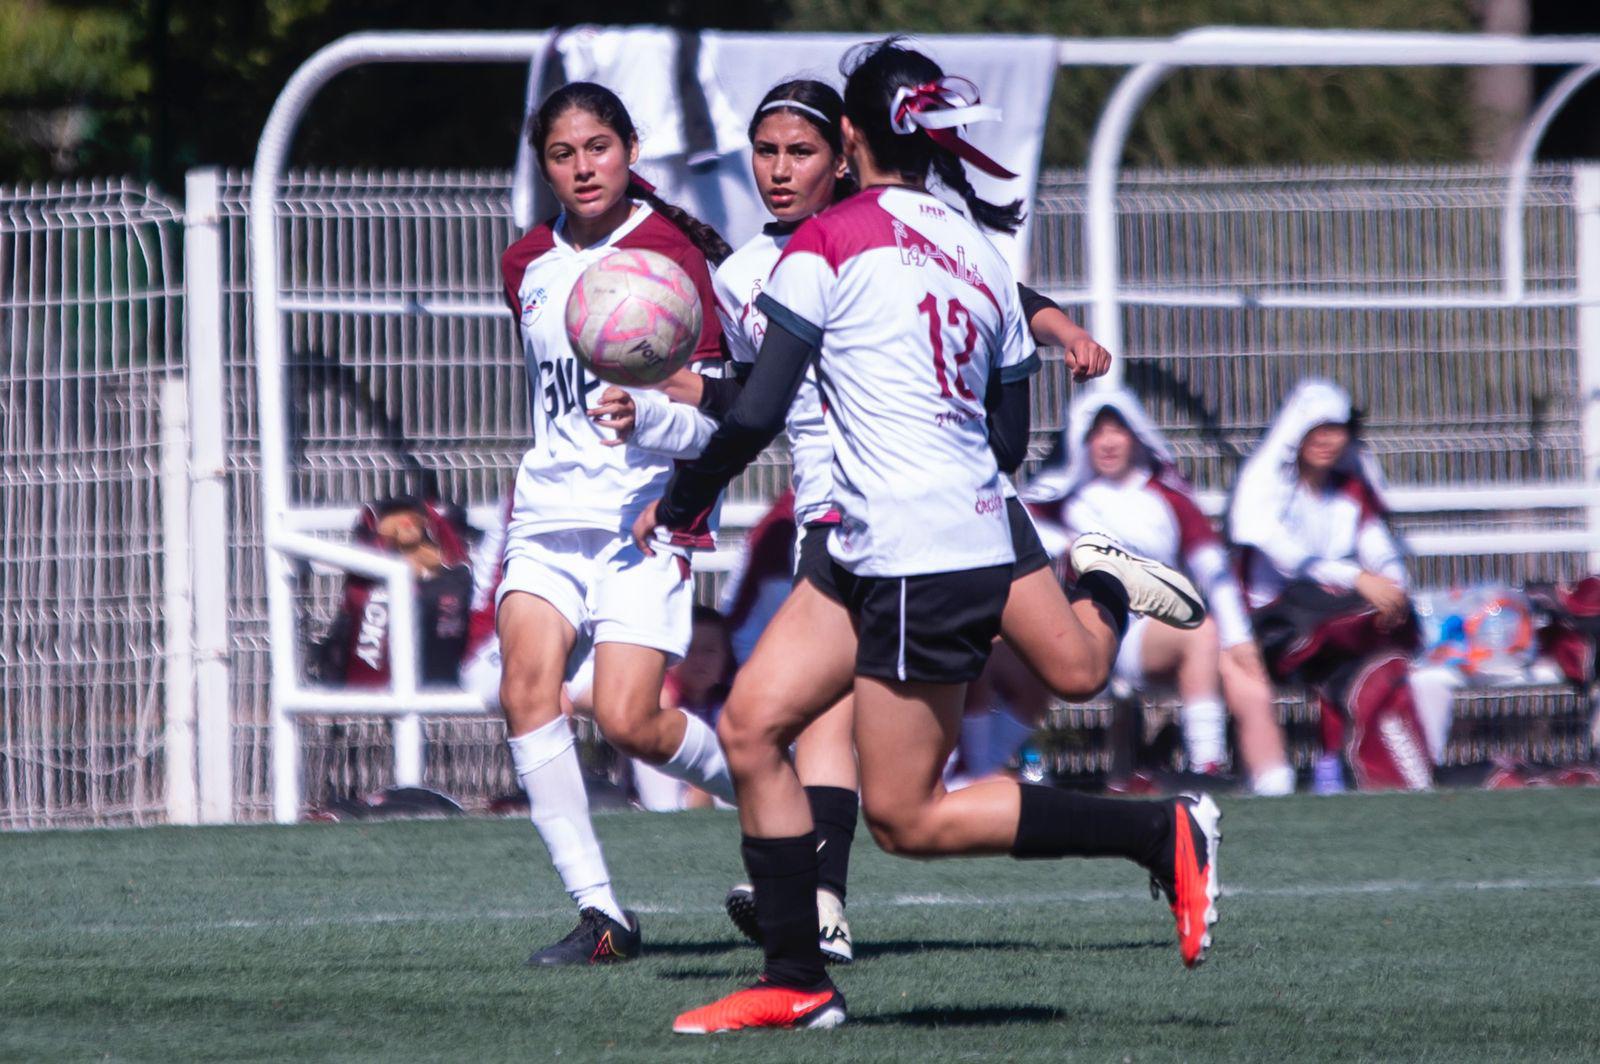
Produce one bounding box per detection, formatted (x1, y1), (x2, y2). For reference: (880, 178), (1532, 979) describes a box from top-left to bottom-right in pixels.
(1070, 531), (1207, 630)
(817, 889), (853, 965)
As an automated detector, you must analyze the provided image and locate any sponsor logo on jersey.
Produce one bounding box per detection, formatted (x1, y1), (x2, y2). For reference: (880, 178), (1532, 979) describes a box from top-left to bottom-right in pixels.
(892, 219), (985, 288)
(521, 285), (549, 327)
(974, 490), (1004, 516)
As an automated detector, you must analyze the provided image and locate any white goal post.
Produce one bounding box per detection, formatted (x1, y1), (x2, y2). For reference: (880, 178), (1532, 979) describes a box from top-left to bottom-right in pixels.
(251, 28), (1600, 823)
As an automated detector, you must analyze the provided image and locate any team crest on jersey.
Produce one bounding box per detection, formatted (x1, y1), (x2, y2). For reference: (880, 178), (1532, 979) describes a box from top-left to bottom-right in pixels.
(521, 286), (549, 327)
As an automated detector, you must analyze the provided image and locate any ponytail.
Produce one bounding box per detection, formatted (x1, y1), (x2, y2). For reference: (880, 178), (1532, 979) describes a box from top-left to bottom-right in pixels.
(842, 37), (1023, 235)
(628, 177), (733, 266)
(930, 152), (1023, 235)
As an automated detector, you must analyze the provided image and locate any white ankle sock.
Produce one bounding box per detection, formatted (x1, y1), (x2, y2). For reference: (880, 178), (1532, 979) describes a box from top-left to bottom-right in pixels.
(659, 709), (736, 803)
(1252, 763), (1296, 796)
(1181, 697), (1228, 769)
(507, 717), (626, 925)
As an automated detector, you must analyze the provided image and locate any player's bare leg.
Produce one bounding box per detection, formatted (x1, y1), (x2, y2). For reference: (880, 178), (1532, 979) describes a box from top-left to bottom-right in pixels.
(1001, 566), (1119, 701)
(852, 673), (1221, 965)
(674, 582), (855, 1034)
(498, 593), (638, 965)
(592, 641), (734, 803)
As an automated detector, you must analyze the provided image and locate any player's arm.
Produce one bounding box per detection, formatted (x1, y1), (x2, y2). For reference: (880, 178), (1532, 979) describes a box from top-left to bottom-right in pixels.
(1017, 283), (1110, 382)
(986, 364), (1031, 475)
(632, 304), (818, 552)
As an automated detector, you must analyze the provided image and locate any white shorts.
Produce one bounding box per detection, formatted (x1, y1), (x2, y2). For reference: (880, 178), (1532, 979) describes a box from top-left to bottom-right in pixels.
(496, 528), (694, 667)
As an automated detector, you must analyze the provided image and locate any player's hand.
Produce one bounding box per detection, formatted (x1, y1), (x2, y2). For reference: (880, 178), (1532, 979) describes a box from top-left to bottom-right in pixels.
(1063, 335), (1112, 382)
(631, 499), (662, 556)
(589, 387), (635, 445)
(1356, 572), (1410, 628)
(1224, 641), (1270, 684)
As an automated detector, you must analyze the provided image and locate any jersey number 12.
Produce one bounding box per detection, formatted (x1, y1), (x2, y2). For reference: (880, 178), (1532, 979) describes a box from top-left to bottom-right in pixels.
(917, 293), (978, 402)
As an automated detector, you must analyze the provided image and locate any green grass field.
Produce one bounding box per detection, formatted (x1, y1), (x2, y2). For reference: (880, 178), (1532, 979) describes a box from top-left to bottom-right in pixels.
(3, 789), (1598, 1062)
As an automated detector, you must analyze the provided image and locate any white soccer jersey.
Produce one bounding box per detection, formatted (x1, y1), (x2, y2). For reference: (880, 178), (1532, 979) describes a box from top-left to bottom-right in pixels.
(1239, 476), (1407, 609)
(500, 202), (723, 547)
(761, 186), (1034, 577)
(714, 229), (837, 527)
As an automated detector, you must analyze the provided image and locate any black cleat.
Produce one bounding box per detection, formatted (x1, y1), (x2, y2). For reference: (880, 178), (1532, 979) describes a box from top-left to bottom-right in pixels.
(525, 907), (641, 967)
(725, 883), (761, 944)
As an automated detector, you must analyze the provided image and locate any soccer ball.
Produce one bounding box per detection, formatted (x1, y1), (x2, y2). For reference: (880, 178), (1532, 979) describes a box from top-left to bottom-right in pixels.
(564, 249), (703, 386)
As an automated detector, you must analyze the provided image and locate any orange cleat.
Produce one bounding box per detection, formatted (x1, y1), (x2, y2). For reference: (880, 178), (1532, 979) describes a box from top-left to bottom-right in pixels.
(1151, 793), (1222, 968)
(672, 981), (847, 1035)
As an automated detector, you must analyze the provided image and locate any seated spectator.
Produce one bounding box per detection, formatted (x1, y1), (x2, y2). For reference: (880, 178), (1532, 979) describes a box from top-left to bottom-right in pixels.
(1230, 379), (1433, 791)
(1024, 388), (1294, 795)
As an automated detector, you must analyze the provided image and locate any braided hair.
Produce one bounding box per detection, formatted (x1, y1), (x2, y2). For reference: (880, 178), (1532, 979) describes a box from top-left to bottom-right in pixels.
(840, 38), (1023, 234)
(528, 81), (732, 265)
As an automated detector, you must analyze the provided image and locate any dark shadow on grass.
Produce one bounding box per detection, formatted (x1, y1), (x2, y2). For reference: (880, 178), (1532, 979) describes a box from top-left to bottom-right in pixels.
(856, 1005), (1066, 1028)
(641, 940), (748, 958)
(853, 937), (1168, 959)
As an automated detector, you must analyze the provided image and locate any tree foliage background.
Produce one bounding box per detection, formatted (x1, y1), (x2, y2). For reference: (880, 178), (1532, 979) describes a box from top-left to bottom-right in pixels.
(0, 0), (1516, 192)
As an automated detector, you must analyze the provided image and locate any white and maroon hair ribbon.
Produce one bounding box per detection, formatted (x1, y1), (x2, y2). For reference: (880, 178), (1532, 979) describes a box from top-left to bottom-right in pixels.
(889, 76), (1017, 180)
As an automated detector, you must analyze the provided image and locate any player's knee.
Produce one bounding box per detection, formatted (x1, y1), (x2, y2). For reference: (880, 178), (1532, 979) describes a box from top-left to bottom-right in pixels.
(592, 697), (660, 760)
(1040, 658), (1109, 701)
(715, 705), (777, 772)
(498, 670), (561, 731)
(862, 801), (939, 857)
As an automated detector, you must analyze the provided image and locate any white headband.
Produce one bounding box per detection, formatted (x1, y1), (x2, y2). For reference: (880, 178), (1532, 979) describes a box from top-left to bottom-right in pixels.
(759, 99), (832, 126)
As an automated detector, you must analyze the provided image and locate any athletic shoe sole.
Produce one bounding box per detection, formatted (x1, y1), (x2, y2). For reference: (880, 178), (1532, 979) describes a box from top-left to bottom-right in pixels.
(1070, 531), (1207, 630)
(1178, 792), (1223, 968)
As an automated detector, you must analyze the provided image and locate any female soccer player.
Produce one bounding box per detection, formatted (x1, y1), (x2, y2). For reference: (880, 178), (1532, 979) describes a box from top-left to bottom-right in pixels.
(1230, 379), (1432, 791)
(1024, 388), (1294, 795)
(495, 81), (742, 967)
(636, 41), (1222, 1033)
(687, 78), (1151, 966)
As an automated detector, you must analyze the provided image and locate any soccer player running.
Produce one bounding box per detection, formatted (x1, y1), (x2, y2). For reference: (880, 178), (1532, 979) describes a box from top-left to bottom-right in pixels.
(634, 40), (1222, 1034)
(680, 77), (1195, 965)
(495, 82), (742, 967)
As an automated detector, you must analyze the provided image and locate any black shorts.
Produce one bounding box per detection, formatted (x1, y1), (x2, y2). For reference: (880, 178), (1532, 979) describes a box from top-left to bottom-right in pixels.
(794, 522), (842, 599)
(1007, 497), (1051, 579)
(796, 522), (1010, 682)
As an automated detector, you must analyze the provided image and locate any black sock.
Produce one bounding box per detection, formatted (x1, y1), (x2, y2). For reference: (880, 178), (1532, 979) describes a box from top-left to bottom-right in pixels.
(742, 833), (828, 989)
(1010, 784), (1170, 867)
(1072, 570), (1130, 640)
(804, 786), (858, 904)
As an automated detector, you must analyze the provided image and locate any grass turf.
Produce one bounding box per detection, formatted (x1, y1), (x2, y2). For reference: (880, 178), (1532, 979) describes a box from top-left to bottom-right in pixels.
(2, 789), (1597, 1062)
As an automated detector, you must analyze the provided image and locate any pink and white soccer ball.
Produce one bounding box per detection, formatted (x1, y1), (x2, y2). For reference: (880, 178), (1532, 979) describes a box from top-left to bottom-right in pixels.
(564, 249), (703, 386)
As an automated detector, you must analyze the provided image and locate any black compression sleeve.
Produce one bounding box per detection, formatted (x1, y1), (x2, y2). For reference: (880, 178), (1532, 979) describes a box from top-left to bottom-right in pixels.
(696, 372), (745, 420)
(1017, 283), (1058, 325)
(986, 368), (1032, 475)
(659, 319), (817, 529)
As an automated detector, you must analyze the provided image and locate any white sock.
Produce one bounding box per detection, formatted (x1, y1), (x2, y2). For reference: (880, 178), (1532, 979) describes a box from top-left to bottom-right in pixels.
(1409, 666), (1456, 764)
(659, 709), (736, 803)
(631, 757), (687, 811)
(1252, 763), (1296, 797)
(983, 705), (1037, 776)
(1181, 697), (1228, 770)
(507, 717), (626, 925)
(958, 712), (993, 778)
